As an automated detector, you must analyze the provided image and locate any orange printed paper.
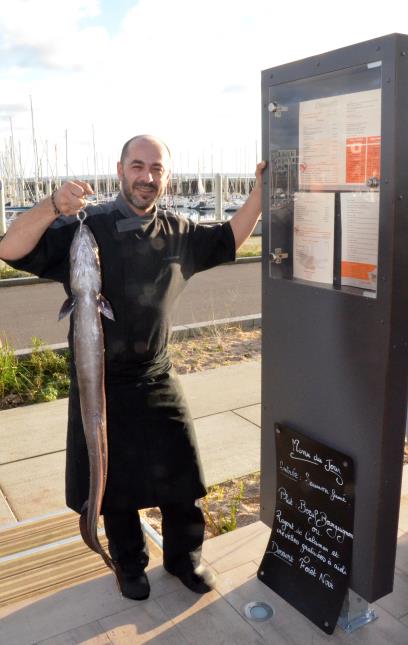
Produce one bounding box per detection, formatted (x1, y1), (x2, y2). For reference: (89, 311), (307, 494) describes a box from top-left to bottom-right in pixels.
(366, 136), (381, 179)
(341, 261), (377, 281)
(346, 136), (381, 184)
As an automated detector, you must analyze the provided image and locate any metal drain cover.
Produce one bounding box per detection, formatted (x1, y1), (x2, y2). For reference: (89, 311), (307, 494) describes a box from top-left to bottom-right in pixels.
(244, 601), (274, 622)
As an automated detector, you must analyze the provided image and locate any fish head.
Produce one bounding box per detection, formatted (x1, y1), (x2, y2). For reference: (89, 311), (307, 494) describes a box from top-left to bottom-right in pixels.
(70, 224), (102, 295)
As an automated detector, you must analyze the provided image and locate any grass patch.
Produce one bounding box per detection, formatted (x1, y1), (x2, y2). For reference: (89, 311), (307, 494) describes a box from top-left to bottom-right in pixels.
(0, 264), (31, 279)
(0, 326), (261, 410)
(236, 236), (261, 258)
(202, 480), (245, 535)
(0, 338), (70, 408)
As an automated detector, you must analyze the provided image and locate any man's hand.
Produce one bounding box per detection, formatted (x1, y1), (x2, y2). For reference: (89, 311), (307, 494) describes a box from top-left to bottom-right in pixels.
(254, 160), (267, 190)
(53, 180), (94, 216)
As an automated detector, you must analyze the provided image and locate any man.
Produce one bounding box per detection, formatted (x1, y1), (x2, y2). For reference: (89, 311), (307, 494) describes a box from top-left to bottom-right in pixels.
(0, 135), (265, 601)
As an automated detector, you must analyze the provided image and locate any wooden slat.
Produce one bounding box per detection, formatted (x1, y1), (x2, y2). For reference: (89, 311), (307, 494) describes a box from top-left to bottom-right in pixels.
(0, 512), (83, 557)
(0, 512), (162, 608)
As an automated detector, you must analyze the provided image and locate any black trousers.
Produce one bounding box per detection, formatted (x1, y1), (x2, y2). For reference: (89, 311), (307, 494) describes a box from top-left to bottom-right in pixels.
(104, 500), (205, 575)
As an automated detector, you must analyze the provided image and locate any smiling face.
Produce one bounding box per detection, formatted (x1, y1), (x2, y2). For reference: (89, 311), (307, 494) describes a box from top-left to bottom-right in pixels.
(117, 136), (171, 215)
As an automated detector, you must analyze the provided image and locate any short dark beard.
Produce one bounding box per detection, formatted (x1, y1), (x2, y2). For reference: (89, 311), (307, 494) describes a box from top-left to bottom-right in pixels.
(121, 175), (159, 212)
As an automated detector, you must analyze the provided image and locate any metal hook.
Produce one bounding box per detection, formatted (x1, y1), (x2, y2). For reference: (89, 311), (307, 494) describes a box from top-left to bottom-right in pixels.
(76, 209), (88, 230)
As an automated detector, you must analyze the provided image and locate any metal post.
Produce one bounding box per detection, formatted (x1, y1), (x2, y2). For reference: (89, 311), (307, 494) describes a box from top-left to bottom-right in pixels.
(0, 177), (7, 269)
(223, 175), (229, 200)
(0, 177), (6, 236)
(337, 589), (377, 633)
(92, 125), (99, 203)
(215, 173), (223, 220)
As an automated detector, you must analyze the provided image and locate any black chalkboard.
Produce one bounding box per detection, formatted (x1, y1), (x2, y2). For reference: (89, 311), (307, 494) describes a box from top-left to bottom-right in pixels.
(258, 424), (355, 635)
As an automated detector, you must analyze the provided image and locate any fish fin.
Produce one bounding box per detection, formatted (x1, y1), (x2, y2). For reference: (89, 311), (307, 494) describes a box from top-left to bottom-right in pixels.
(58, 296), (76, 320)
(98, 295), (115, 320)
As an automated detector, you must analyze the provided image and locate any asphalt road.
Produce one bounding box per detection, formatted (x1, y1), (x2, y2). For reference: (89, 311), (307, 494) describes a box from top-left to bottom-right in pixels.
(0, 262), (261, 350)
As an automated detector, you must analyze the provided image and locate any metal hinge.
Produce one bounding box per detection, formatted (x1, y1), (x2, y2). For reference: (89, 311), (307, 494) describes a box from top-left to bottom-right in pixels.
(268, 102), (288, 118)
(269, 248), (289, 264)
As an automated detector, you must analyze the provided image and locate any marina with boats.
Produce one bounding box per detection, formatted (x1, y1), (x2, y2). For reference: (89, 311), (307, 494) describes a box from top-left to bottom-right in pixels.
(0, 170), (257, 233)
(0, 101), (259, 232)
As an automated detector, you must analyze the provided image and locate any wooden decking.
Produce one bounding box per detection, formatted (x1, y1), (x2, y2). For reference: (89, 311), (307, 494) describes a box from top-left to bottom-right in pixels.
(0, 512), (161, 608)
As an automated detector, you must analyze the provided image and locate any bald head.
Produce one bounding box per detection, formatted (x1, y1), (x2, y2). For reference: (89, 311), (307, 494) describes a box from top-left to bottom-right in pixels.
(120, 135), (171, 168)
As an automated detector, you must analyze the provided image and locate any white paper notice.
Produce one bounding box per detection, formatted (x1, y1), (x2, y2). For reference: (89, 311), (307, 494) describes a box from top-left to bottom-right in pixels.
(299, 89), (381, 190)
(293, 192), (335, 284)
(341, 192), (379, 291)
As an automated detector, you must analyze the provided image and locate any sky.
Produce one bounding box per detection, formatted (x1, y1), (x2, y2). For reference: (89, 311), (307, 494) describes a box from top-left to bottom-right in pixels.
(0, 0), (406, 178)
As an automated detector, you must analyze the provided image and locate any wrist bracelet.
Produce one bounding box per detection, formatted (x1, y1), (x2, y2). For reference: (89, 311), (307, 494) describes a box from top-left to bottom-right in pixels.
(51, 190), (62, 217)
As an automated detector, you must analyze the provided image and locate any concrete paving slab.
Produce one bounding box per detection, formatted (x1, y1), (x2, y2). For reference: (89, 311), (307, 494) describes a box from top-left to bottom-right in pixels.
(376, 569), (408, 619)
(0, 558), (158, 645)
(180, 360), (261, 419)
(202, 521), (269, 574)
(155, 586), (265, 645)
(233, 404), (261, 427)
(0, 489), (16, 525)
(396, 533), (408, 575)
(401, 468), (408, 497)
(194, 411), (260, 487)
(0, 400), (67, 464)
(215, 560), (331, 645)
(0, 580), (116, 645)
(99, 600), (189, 644)
(398, 497), (408, 533)
(37, 621), (112, 645)
(0, 452), (67, 520)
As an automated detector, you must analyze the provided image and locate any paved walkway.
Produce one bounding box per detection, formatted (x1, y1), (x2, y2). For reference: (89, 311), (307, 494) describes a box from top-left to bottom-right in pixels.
(0, 360), (407, 644)
(0, 360), (262, 525)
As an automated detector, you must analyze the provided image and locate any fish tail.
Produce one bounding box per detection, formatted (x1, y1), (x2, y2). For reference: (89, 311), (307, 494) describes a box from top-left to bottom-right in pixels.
(79, 501), (117, 575)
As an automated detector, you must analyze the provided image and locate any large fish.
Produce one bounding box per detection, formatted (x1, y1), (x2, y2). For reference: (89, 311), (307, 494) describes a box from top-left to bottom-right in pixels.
(59, 213), (116, 574)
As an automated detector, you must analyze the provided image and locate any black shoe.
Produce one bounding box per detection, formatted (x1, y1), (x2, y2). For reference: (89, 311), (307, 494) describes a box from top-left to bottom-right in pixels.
(114, 563), (150, 600)
(164, 564), (216, 594)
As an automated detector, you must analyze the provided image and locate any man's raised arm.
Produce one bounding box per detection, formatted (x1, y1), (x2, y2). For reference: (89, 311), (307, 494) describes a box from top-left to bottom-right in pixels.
(229, 160), (266, 251)
(0, 180), (93, 261)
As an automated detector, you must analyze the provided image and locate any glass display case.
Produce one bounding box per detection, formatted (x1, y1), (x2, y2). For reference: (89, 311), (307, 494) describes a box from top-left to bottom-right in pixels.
(267, 63), (382, 298)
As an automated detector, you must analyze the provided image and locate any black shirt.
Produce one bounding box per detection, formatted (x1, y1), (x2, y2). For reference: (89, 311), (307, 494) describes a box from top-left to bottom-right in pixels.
(8, 195), (236, 378)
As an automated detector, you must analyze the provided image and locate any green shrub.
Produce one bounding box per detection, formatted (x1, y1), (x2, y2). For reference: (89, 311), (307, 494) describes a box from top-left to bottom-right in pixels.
(0, 337), (70, 408)
(0, 265), (31, 279)
(0, 340), (33, 399)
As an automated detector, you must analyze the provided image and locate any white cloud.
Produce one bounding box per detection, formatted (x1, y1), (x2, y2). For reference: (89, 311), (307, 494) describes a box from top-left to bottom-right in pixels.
(0, 0), (107, 71)
(0, 0), (406, 175)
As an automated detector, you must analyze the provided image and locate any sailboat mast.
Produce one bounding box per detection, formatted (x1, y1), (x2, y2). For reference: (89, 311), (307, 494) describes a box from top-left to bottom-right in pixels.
(92, 125), (99, 202)
(65, 129), (69, 179)
(30, 95), (40, 202)
(9, 117), (18, 204)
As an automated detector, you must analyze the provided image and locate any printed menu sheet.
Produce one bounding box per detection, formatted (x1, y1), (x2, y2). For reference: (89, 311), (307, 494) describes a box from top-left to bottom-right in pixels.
(293, 192), (335, 284)
(299, 89), (381, 190)
(340, 192), (379, 291)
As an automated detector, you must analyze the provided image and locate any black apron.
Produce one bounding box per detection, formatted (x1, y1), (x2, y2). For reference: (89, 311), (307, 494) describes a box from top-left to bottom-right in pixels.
(66, 368), (206, 513)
